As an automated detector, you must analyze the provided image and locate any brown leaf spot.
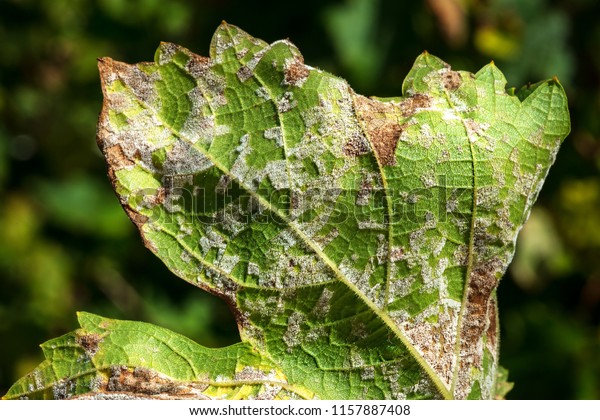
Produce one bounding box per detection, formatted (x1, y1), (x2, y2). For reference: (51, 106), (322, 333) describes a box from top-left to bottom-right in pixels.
(283, 57), (310, 87)
(354, 95), (407, 166)
(108, 366), (182, 396)
(486, 298), (498, 350)
(236, 65), (253, 83)
(455, 258), (501, 398)
(343, 134), (370, 158)
(104, 145), (134, 172)
(443, 71), (462, 90)
(400, 93), (432, 117)
(76, 333), (103, 357)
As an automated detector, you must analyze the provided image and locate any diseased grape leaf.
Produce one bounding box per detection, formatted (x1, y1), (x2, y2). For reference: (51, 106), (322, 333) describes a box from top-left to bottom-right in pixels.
(4, 312), (308, 400)
(4, 23), (570, 400)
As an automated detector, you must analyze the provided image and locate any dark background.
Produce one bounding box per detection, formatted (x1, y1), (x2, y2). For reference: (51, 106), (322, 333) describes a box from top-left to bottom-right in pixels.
(1, 0), (599, 399)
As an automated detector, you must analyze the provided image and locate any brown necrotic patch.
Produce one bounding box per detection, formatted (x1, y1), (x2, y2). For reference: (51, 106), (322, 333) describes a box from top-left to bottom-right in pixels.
(76, 333), (103, 357)
(400, 93), (431, 117)
(443, 71), (462, 90)
(343, 134), (371, 158)
(103, 144), (134, 174)
(106, 366), (208, 397)
(455, 258), (501, 399)
(283, 57), (310, 87)
(354, 95), (407, 166)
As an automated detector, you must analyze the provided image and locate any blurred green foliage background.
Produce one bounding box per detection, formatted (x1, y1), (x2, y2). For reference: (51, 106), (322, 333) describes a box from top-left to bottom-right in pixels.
(1, 0), (599, 399)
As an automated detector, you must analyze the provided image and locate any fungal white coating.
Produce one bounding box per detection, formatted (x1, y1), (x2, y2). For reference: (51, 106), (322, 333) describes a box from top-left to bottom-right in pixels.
(236, 65), (253, 83)
(277, 91), (297, 113)
(33, 371), (43, 391)
(245, 48), (267, 72)
(164, 140), (214, 175)
(339, 260), (383, 308)
(259, 252), (330, 289)
(199, 226), (227, 257)
(217, 254), (240, 274)
(376, 234), (388, 265)
(349, 351), (365, 368)
(263, 127), (283, 147)
(247, 262), (260, 276)
(283, 312), (305, 351)
(265, 160), (290, 190)
(254, 384), (283, 400)
(304, 326), (328, 343)
(180, 250), (192, 263)
(351, 321), (368, 340)
(420, 171), (436, 188)
(361, 366), (375, 381)
(255, 87), (270, 100)
(312, 287), (333, 318)
(314, 227), (339, 248)
(235, 47), (249, 60)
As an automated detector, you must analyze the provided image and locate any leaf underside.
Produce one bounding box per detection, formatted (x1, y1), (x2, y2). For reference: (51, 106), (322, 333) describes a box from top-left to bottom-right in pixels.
(5, 23), (569, 400)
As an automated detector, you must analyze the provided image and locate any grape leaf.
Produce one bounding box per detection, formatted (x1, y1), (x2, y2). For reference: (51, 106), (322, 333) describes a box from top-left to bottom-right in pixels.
(5, 23), (569, 400)
(4, 312), (308, 400)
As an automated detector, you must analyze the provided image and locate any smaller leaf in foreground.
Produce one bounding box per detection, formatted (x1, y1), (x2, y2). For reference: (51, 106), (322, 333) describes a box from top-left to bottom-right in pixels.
(3, 312), (310, 400)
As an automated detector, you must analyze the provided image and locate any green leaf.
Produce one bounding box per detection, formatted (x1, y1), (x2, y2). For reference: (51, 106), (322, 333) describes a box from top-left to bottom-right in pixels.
(6, 23), (569, 400)
(4, 312), (309, 400)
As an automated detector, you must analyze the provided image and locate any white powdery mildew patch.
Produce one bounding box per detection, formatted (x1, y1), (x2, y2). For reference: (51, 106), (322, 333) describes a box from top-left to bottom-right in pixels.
(217, 254), (240, 274)
(416, 123), (447, 150)
(376, 234), (388, 265)
(357, 220), (386, 230)
(399, 300), (461, 388)
(175, 214), (193, 239)
(234, 366), (283, 383)
(186, 61), (227, 110)
(235, 47), (249, 60)
(163, 139), (214, 175)
(432, 237), (447, 257)
(361, 366), (375, 381)
(283, 312), (305, 351)
(245, 48), (267, 72)
(255, 87), (270, 100)
(236, 65), (253, 83)
(180, 87), (211, 144)
(314, 227), (339, 248)
(387, 273), (416, 304)
(106, 98), (174, 172)
(381, 362), (405, 399)
(263, 127), (283, 147)
(420, 170), (436, 188)
(217, 203), (248, 236)
(312, 287), (334, 318)
(339, 260), (383, 308)
(304, 325), (328, 343)
(247, 262), (260, 276)
(287, 136), (327, 187)
(272, 228), (297, 250)
(244, 295), (284, 317)
(199, 226), (227, 257)
(180, 250), (192, 263)
(254, 384), (284, 400)
(466, 120), (495, 152)
(213, 35), (234, 65)
(229, 133), (289, 192)
(265, 160), (289, 190)
(349, 350), (365, 368)
(278, 91), (297, 113)
(261, 253), (331, 289)
(122, 63), (161, 108)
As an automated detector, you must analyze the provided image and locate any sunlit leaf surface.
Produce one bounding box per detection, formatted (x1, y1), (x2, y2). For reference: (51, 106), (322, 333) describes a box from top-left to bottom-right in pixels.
(5, 23), (569, 400)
